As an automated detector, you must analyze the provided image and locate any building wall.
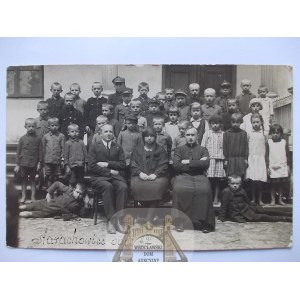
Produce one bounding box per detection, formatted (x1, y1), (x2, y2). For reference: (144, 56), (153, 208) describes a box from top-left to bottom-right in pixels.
(7, 65), (162, 143)
(6, 65), (291, 143)
(236, 65), (262, 97)
(44, 65), (117, 100)
(118, 65), (162, 99)
(7, 98), (42, 143)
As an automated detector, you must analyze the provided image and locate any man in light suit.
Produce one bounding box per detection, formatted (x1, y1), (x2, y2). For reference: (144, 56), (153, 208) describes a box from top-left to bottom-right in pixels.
(88, 124), (127, 234)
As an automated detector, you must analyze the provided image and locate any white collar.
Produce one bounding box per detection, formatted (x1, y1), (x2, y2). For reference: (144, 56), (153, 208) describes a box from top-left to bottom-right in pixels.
(123, 102), (130, 107)
(190, 117), (201, 122)
(102, 139), (112, 149)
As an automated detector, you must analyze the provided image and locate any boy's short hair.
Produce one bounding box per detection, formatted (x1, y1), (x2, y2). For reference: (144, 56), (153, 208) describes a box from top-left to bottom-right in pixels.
(92, 82), (103, 88)
(70, 83), (81, 91)
(227, 174), (242, 184)
(96, 115), (108, 122)
(25, 118), (36, 126)
(204, 88), (216, 95)
(241, 79), (251, 86)
(153, 117), (165, 124)
(51, 82), (62, 90)
(64, 92), (75, 100)
(102, 103), (114, 112)
(68, 124), (79, 132)
(37, 100), (48, 109)
(258, 85), (268, 92)
(178, 120), (191, 128)
(269, 124), (283, 136)
(75, 183), (87, 195)
(164, 88), (174, 94)
(168, 106), (179, 115)
(48, 117), (59, 125)
(190, 102), (201, 110)
(209, 114), (222, 124)
(231, 113), (243, 123)
(138, 82), (149, 91)
(189, 83), (200, 90)
(130, 100), (141, 106)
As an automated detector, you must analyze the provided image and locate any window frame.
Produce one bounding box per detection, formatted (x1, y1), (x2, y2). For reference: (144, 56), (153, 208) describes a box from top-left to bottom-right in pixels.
(7, 65), (44, 98)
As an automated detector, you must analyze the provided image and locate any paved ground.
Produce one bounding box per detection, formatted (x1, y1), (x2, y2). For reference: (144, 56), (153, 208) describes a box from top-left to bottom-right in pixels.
(17, 213), (292, 253)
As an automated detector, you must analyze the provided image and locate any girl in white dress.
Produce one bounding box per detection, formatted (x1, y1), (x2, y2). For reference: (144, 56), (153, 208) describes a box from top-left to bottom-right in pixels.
(268, 124), (290, 206)
(246, 113), (267, 205)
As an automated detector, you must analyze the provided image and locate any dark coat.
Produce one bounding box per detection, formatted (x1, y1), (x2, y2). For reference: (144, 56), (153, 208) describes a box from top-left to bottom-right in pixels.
(84, 96), (107, 130)
(88, 139), (126, 182)
(58, 106), (84, 139)
(218, 187), (256, 222)
(130, 143), (169, 177)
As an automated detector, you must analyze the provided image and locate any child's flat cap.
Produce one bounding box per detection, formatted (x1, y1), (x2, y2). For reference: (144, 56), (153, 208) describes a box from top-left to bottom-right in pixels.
(121, 87), (133, 94)
(125, 113), (138, 123)
(220, 80), (231, 87)
(175, 89), (187, 96)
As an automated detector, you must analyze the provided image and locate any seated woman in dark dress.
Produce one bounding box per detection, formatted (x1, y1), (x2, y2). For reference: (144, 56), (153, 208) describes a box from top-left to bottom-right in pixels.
(172, 127), (215, 233)
(130, 127), (169, 229)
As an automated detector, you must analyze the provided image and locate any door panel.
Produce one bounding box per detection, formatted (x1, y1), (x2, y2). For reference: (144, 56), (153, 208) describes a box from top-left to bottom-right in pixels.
(162, 65), (236, 96)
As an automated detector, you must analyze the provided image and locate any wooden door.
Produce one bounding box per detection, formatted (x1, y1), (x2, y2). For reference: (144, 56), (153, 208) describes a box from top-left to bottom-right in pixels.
(162, 65), (236, 97)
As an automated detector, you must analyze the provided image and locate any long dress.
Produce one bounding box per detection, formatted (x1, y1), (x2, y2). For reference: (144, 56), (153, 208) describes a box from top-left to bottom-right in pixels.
(172, 143), (215, 230)
(130, 143), (169, 201)
(223, 128), (249, 177)
(246, 130), (267, 182)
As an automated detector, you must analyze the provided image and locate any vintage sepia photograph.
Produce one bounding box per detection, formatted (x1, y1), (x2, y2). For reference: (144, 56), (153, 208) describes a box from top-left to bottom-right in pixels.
(6, 64), (293, 257)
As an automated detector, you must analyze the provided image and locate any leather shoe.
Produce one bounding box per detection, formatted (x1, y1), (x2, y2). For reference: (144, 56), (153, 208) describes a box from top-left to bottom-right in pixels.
(107, 219), (116, 234)
(116, 220), (126, 234)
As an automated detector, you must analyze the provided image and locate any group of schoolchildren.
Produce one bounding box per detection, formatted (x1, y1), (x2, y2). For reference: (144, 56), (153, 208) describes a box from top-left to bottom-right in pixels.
(15, 75), (292, 225)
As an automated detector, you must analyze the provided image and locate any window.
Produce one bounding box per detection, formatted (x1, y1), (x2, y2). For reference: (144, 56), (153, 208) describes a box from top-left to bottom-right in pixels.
(7, 66), (43, 98)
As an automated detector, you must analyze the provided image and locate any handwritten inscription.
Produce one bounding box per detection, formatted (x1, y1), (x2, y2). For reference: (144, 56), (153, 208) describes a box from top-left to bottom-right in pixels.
(31, 228), (122, 246)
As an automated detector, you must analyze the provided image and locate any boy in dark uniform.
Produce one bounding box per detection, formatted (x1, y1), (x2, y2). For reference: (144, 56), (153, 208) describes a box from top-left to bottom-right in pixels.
(84, 82), (107, 147)
(114, 87), (133, 128)
(58, 93), (84, 140)
(108, 76), (126, 108)
(46, 82), (65, 118)
(219, 175), (292, 223)
(216, 80), (232, 113)
(132, 82), (151, 114)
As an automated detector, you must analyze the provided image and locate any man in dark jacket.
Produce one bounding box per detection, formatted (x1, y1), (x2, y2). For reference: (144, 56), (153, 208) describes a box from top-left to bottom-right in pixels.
(88, 124), (128, 234)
